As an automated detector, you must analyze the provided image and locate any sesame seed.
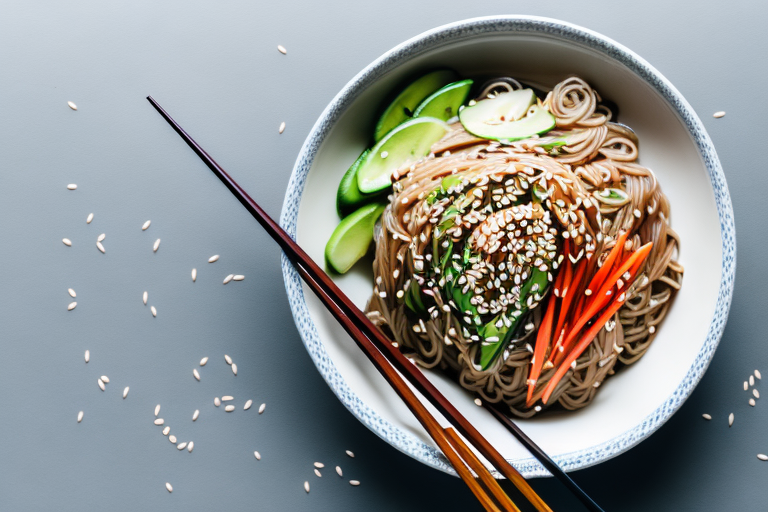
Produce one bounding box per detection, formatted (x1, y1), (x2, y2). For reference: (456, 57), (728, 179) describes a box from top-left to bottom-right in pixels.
(177, 442), (187, 450)
(233, 275), (245, 281)
(304, 481), (310, 493)
(156, 406), (162, 418)
(702, 414), (711, 420)
(77, 411), (83, 423)
(258, 403), (266, 414)
(314, 462), (324, 468)
(279, 122), (286, 134)
(648, 325), (656, 334)
(744, 381), (749, 391)
(97, 233), (105, 242)
(98, 379), (105, 391)
(750, 375), (755, 386)
(67, 102), (77, 111)
(192, 410), (199, 421)
(277, 45), (287, 54)
(254, 451), (261, 460)
(143, 291), (148, 305)
(336, 466), (343, 477)
(84, 350), (90, 363)
(193, 369), (201, 381)
(165, 483), (173, 493)
(187, 442), (194, 453)
(381, 151), (388, 159)
(96, 241), (105, 253)
(86, 213), (93, 224)
(758, 454), (768, 461)
(191, 268), (197, 282)
(346, 450), (355, 458)
(223, 274), (234, 284)
(314, 469), (322, 478)
(754, 389), (760, 399)
(729, 413), (734, 427)
(231, 363), (237, 376)
(474, 398), (482, 406)
(123, 387), (129, 399)
(67, 301), (77, 311)
(142, 220), (151, 231)
(713, 111), (725, 118)
(62, 238), (72, 246)
(756, 370), (763, 380)
(163, 426), (170, 435)
(244, 400), (252, 410)
(154, 418), (164, 426)
(169, 435), (176, 443)
(749, 399), (756, 407)
(200, 357), (208, 366)
(150, 306), (157, 317)
(153, 239), (160, 252)
(350, 480), (361, 486)
(214, 397), (221, 406)
(221, 396), (234, 402)
(224, 354), (232, 365)
(208, 255), (219, 263)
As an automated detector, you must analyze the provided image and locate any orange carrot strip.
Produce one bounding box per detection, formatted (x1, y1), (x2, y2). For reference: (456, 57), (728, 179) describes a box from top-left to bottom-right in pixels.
(541, 294), (628, 404)
(549, 257), (586, 364)
(526, 292), (556, 405)
(584, 231), (628, 295)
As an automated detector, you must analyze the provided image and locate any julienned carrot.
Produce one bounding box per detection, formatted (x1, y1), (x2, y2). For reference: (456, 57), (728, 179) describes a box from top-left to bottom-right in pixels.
(584, 231), (628, 295)
(549, 257), (586, 363)
(541, 294), (628, 404)
(527, 292), (556, 405)
(556, 242), (653, 361)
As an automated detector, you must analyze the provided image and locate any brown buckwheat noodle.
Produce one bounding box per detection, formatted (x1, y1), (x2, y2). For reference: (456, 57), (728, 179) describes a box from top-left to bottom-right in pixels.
(365, 76), (683, 417)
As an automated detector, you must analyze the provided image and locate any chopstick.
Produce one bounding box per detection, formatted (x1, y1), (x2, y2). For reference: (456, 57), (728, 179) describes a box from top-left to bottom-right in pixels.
(146, 95), (602, 512)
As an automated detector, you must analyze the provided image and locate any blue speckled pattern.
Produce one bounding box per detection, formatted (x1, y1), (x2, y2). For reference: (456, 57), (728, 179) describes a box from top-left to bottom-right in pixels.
(279, 16), (735, 478)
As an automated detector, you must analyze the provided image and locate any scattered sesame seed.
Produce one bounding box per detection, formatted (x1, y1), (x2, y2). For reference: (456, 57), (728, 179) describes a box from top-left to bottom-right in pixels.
(756, 370), (762, 380)
(156, 406), (162, 418)
(97, 233), (105, 242)
(713, 111), (725, 118)
(208, 255), (219, 263)
(193, 369), (200, 381)
(729, 413), (734, 427)
(177, 442), (187, 450)
(754, 389), (760, 399)
(151, 306), (157, 317)
(86, 213), (93, 224)
(96, 241), (105, 253)
(346, 450), (354, 458)
(254, 451), (261, 460)
(750, 375), (755, 386)
(123, 387), (129, 399)
(223, 274), (234, 284)
(744, 381), (749, 391)
(191, 268), (197, 282)
(258, 403), (266, 414)
(749, 399), (756, 407)
(224, 354), (233, 365)
(142, 220), (151, 231)
(192, 410), (199, 421)
(154, 418), (164, 426)
(84, 350), (90, 363)
(187, 442), (194, 453)
(62, 238), (72, 246)
(200, 357), (208, 366)
(350, 480), (360, 486)
(67, 101), (77, 111)
(279, 122), (286, 134)
(153, 239), (161, 252)
(221, 396), (234, 402)
(168, 435), (176, 443)
(336, 466), (343, 477)
(77, 411), (83, 423)
(98, 379), (105, 391)
(758, 454), (768, 461)
(67, 288), (77, 298)
(231, 363), (238, 376)
(67, 301), (77, 311)
(277, 45), (287, 54)
(314, 469), (322, 478)
(244, 400), (252, 410)
(214, 397), (221, 407)
(143, 291), (148, 305)
(314, 462), (324, 468)
(304, 481), (310, 493)
(233, 275), (245, 281)
(702, 414), (712, 420)
(100, 375), (109, 383)
(474, 398), (482, 406)
(165, 482), (173, 493)
(381, 151), (389, 159)
(163, 426), (170, 435)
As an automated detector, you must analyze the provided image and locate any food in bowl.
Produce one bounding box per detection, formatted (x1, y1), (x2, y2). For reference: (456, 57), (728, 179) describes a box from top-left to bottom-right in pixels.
(325, 71), (683, 418)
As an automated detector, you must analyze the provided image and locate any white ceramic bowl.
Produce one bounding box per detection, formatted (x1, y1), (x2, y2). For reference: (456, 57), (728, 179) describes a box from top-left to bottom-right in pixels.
(280, 16), (734, 477)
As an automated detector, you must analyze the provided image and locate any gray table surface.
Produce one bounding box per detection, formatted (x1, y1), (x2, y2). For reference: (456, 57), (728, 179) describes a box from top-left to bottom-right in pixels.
(1, 1), (765, 510)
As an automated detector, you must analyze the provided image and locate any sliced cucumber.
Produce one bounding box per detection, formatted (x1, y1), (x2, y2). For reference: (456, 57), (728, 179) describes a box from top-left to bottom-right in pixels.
(374, 70), (457, 142)
(459, 90), (556, 141)
(336, 150), (386, 217)
(325, 202), (385, 274)
(357, 117), (449, 194)
(413, 79), (473, 121)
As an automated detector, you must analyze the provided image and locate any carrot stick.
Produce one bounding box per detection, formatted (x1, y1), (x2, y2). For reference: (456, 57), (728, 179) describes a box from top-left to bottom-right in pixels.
(526, 292), (556, 405)
(557, 242), (653, 361)
(584, 231), (627, 296)
(549, 257), (586, 364)
(541, 295), (628, 404)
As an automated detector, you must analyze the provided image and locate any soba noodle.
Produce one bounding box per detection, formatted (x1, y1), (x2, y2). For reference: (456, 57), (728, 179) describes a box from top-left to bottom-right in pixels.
(365, 76), (683, 417)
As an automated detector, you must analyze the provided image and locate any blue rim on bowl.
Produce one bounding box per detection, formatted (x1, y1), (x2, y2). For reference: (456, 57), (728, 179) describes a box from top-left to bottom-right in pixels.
(279, 15), (735, 478)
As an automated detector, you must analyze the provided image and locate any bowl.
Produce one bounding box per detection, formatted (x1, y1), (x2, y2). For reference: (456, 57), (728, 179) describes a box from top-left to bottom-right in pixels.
(279, 15), (734, 477)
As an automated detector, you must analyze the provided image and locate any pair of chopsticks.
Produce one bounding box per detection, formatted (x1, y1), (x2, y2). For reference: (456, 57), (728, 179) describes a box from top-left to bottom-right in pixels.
(147, 96), (604, 512)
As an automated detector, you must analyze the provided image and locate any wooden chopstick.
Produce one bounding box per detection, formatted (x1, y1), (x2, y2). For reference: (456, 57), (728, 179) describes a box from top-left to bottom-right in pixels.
(146, 95), (601, 512)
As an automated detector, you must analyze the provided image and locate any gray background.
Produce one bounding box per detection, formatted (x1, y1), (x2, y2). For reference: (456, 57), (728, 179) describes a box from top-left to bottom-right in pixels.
(0, 1), (765, 510)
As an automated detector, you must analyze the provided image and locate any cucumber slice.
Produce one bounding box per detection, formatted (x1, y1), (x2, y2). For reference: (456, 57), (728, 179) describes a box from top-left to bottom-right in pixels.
(325, 202), (385, 274)
(459, 90), (556, 141)
(357, 117), (450, 194)
(336, 150), (386, 217)
(374, 70), (457, 141)
(413, 79), (473, 121)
